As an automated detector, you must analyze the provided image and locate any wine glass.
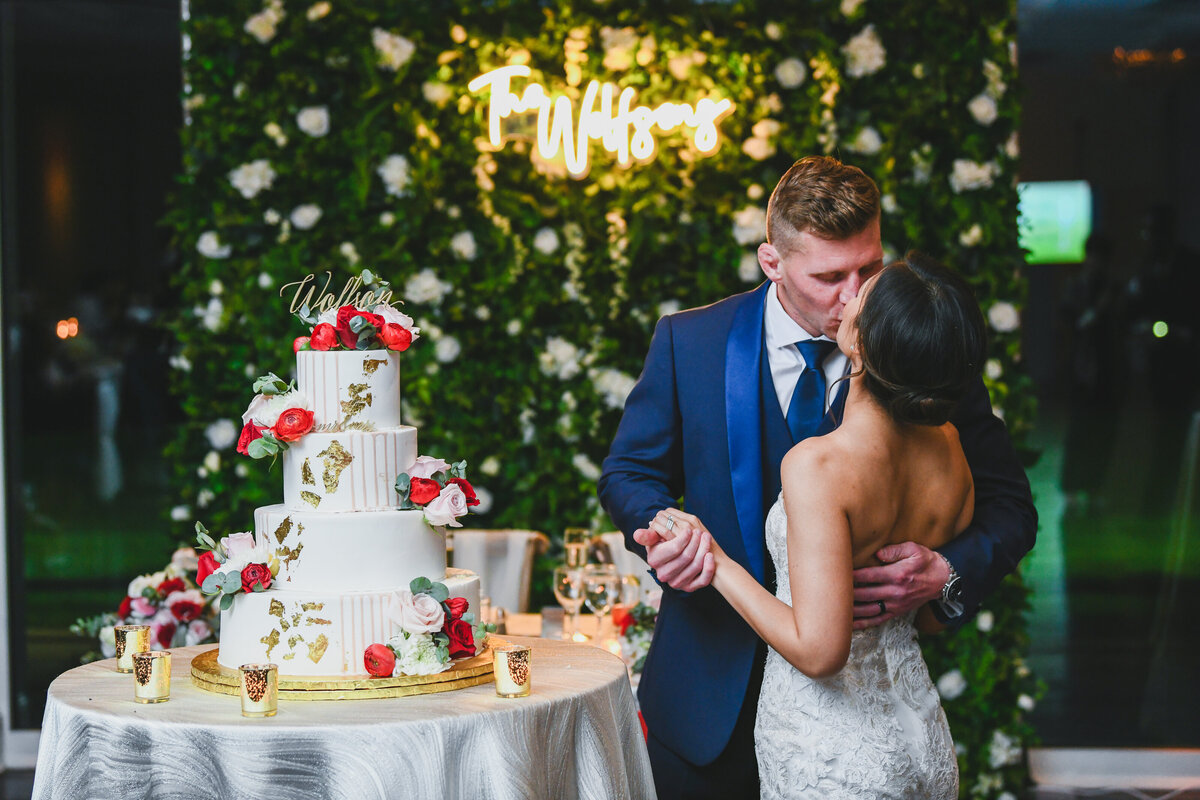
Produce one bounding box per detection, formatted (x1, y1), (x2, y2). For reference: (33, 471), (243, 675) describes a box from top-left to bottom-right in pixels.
(583, 564), (621, 640)
(563, 527), (589, 569)
(552, 566), (586, 641)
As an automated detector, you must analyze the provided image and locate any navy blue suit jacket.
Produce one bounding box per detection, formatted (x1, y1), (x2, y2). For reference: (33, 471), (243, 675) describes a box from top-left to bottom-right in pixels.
(598, 282), (1037, 765)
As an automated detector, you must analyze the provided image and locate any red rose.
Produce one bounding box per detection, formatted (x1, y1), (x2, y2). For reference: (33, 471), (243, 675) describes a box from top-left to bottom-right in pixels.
(118, 595), (132, 619)
(409, 477), (441, 505)
(444, 618), (476, 659)
(240, 563), (273, 593)
(311, 323), (339, 350)
(273, 407), (315, 442)
(155, 622), (176, 649)
(445, 596), (469, 621)
(170, 600), (203, 623)
(236, 421), (265, 455)
(447, 478), (480, 506)
(196, 551), (219, 587)
(364, 643), (396, 678)
(157, 577), (186, 597)
(336, 306), (384, 349)
(293, 336), (311, 352)
(379, 323), (413, 352)
(612, 604), (635, 637)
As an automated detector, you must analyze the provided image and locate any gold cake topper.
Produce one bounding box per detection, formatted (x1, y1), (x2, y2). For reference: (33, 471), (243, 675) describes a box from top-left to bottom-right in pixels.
(280, 272), (395, 315)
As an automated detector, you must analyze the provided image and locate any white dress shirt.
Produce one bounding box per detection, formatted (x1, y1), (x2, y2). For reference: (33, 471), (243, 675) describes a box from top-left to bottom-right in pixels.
(763, 282), (849, 417)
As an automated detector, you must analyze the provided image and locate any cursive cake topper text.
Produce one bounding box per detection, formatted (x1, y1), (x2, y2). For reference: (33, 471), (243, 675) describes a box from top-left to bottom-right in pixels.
(279, 272), (396, 315)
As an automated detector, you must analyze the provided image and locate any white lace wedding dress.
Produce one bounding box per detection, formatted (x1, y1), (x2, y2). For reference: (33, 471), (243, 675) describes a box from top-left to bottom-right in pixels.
(754, 496), (959, 799)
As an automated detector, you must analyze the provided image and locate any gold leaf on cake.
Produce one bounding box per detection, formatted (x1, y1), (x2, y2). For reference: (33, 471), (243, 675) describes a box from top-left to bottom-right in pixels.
(344, 421), (376, 431)
(268, 599), (286, 619)
(307, 634), (330, 663)
(301, 459), (315, 486)
(282, 653), (295, 661)
(306, 617), (332, 626)
(301, 490), (322, 508)
(273, 516), (294, 545)
(317, 440), (354, 493)
(288, 634), (304, 650)
(261, 629), (280, 660)
(301, 602), (325, 611)
(339, 383), (373, 423)
(362, 356), (388, 375)
(279, 617), (290, 632)
(291, 612), (303, 627)
(276, 542), (304, 569)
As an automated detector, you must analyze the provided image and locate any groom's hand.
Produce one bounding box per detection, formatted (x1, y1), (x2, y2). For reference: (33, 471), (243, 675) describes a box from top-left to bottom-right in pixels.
(632, 510), (715, 593)
(850, 542), (949, 630)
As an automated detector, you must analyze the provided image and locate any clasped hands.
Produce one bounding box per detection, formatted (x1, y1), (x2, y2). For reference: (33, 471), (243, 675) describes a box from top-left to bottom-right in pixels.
(632, 509), (950, 629)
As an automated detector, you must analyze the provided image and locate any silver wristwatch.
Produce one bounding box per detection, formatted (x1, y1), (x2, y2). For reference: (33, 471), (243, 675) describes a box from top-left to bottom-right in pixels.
(936, 553), (965, 618)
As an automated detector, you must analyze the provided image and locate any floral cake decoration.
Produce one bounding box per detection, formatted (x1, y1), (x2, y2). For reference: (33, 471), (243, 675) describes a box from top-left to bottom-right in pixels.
(193, 522), (279, 611)
(363, 577), (494, 678)
(394, 456), (479, 527)
(237, 372), (315, 460)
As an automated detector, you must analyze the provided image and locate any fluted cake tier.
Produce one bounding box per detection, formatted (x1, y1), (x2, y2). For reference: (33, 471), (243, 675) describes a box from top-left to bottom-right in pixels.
(282, 428), (417, 512)
(296, 349), (401, 429)
(217, 569), (481, 677)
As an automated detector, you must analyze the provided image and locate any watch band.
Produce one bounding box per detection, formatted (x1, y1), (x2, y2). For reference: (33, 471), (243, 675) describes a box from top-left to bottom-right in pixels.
(935, 553), (965, 618)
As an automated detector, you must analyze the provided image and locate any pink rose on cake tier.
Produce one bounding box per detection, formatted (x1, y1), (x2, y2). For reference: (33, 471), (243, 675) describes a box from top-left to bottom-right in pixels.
(408, 455), (451, 480)
(193, 522), (280, 611)
(394, 457), (477, 528)
(423, 483), (469, 528)
(389, 589), (446, 635)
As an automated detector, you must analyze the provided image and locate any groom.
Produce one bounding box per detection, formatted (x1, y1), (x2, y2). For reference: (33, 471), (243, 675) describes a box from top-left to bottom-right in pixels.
(598, 156), (1037, 798)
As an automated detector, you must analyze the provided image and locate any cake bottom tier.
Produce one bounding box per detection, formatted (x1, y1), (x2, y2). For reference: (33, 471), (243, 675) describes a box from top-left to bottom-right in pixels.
(217, 568), (480, 678)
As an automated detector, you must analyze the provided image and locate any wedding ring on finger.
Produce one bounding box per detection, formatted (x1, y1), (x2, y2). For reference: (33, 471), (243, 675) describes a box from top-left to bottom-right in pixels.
(664, 515), (676, 532)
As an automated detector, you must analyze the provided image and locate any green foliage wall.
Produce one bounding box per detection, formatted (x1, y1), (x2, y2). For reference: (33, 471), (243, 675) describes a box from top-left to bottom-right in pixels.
(169, 0), (1038, 795)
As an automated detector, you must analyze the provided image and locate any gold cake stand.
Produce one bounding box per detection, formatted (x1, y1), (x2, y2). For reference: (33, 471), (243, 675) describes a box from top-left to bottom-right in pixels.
(190, 647), (494, 700)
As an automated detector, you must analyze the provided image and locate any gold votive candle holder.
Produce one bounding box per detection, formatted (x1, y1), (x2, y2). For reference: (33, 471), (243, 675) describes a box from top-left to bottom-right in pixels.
(239, 663), (279, 718)
(113, 625), (150, 673)
(493, 644), (531, 698)
(132, 650), (171, 703)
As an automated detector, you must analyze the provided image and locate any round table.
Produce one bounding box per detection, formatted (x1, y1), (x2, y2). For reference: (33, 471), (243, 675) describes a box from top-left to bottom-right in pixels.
(32, 638), (656, 800)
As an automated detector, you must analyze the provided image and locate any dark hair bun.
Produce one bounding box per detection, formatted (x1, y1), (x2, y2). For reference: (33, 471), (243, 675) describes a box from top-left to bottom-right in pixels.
(886, 389), (959, 427)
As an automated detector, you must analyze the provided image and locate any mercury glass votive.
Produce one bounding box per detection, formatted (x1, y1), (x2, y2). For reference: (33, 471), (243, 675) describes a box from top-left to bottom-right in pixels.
(132, 651), (171, 703)
(239, 663), (279, 718)
(113, 625), (150, 673)
(493, 644), (531, 698)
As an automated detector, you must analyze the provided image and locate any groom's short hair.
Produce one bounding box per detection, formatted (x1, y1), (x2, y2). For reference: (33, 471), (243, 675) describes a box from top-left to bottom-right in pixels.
(766, 156), (880, 255)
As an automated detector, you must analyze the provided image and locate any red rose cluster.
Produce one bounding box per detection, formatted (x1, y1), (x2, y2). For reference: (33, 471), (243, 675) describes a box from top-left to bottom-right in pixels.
(293, 304), (414, 354)
(362, 593), (479, 678)
(196, 551), (272, 594)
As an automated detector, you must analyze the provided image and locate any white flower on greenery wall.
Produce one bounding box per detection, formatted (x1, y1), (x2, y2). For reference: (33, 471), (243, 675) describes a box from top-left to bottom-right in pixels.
(732, 206), (766, 246)
(170, 505), (191, 522)
(290, 204), (322, 230)
(591, 367), (637, 409)
(435, 336), (461, 363)
(1018, 694), (1036, 712)
(203, 451), (221, 473)
(422, 81), (452, 107)
(257, 272), (273, 289)
(984, 59), (1008, 96)
(572, 453), (602, 481)
(539, 337), (582, 380)
(842, 25), (887, 78)
(450, 231), (478, 261)
(339, 242), (360, 265)
(774, 57), (807, 88)
(985, 359), (1003, 380)
(263, 122), (287, 147)
(739, 252), (762, 282)
(244, 2), (284, 44)
(841, 0), (865, 15)
(949, 158), (997, 193)
(379, 211), (396, 227)
(988, 730), (1022, 769)
(657, 300), (681, 318)
(533, 227), (560, 255)
(196, 231), (231, 259)
(667, 53), (692, 81)
(197, 298), (224, 332)
(988, 301), (1020, 332)
(764, 21), (783, 40)
(975, 610), (995, 632)
(296, 106), (330, 137)
(937, 669), (967, 700)
(205, 418), (239, 450)
(472, 487), (494, 514)
(372, 28), (415, 71)
(881, 194), (898, 215)
(405, 268), (451, 305)
(968, 93), (999, 126)
(377, 154), (412, 197)
(263, 208), (281, 224)
(1006, 131), (1020, 159)
(228, 159), (276, 199)
(306, 2), (330, 22)
(742, 137), (775, 161)
(600, 26), (638, 71)
(959, 224), (983, 247)
(848, 126), (882, 155)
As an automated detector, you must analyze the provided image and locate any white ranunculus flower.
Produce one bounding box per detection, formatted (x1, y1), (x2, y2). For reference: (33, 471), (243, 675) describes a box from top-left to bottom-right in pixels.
(739, 251), (762, 282)
(572, 453), (602, 481)
(424, 483), (469, 527)
(732, 205), (767, 246)
(539, 336), (581, 380)
(196, 231), (232, 259)
(988, 729), (1022, 769)
(169, 504), (191, 522)
(373, 28), (415, 71)
(228, 159), (276, 199)
(388, 590), (445, 635)
(472, 486), (493, 514)
(959, 224), (984, 247)
(843, 25), (887, 78)
(988, 301), (1020, 333)
(975, 610), (994, 632)
(592, 367), (637, 409)
(290, 204), (322, 230)
(296, 105), (330, 137)
(968, 93), (998, 126)
(306, 1), (331, 21)
(243, 389), (310, 428)
(450, 230), (477, 261)
(390, 631), (450, 676)
(422, 81), (452, 106)
(405, 268), (452, 305)
(774, 57), (807, 88)
(435, 336), (461, 363)
(480, 456), (500, 476)
(949, 159), (996, 193)
(377, 154), (412, 197)
(533, 227), (560, 255)
(742, 137), (775, 161)
(849, 126), (882, 155)
(937, 669), (967, 700)
(840, 0), (864, 15)
(204, 418), (238, 450)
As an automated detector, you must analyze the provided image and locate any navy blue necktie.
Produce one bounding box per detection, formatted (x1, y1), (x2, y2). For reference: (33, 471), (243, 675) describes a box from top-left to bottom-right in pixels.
(787, 340), (838, 443)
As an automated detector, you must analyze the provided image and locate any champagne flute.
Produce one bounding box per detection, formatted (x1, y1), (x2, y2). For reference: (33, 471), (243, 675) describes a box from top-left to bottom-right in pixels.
(563, 527), (589, 569)
(583, 564), (621, 640)
(552, 566), (586, 641)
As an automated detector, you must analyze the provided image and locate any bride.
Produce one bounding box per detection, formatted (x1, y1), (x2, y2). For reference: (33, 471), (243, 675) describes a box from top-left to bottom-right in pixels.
(657, 252), (986, 798)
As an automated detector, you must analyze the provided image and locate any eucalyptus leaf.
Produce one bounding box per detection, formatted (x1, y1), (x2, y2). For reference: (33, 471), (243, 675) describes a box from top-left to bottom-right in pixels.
(409, 576), (433, 595)
(395, 473), (411, 500)
(219, 593), (235, 611)
(246, 437), (276, 459)
(201, 574), (221, 594)
(429, 582), (449, 603)
(252, 372), (288, 395)
(222, 571), (243, 594)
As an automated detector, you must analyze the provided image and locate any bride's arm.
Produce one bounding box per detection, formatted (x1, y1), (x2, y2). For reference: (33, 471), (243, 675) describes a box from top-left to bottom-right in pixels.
(710, 448), (854, 679)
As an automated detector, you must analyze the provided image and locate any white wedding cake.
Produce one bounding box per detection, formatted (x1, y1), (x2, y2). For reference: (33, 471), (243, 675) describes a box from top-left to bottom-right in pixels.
(215, 347), (480, 678)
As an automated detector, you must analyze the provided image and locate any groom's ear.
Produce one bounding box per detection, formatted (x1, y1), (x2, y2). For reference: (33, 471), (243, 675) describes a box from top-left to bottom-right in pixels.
(757, 242), (781, 282)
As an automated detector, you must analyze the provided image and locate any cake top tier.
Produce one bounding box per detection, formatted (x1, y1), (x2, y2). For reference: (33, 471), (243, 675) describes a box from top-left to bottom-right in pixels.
(297, 349), (401, 430)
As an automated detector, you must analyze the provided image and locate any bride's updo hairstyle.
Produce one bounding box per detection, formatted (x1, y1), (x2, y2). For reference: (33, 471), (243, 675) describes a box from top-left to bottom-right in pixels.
(854, 251), (987, 426)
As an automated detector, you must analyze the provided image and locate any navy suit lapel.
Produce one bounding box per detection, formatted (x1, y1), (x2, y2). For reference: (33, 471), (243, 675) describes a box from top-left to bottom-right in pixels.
(725, 282), (770, 582)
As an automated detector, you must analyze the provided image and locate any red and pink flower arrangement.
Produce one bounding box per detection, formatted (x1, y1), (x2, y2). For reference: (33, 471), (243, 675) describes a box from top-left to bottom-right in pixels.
(293, 302), (420, 353)
(237, 372), (315, 460)
(363, 577), (493, 678)
(395, 456), (479, 528)
(194, 523), (278, 611)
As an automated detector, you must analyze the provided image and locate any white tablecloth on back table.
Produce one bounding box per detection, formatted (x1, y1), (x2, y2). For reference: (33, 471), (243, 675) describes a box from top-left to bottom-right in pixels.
(32, 637), (655, 800)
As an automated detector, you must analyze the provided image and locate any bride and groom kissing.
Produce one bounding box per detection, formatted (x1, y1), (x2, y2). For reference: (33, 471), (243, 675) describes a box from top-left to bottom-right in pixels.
(599, 156), (1036, 799)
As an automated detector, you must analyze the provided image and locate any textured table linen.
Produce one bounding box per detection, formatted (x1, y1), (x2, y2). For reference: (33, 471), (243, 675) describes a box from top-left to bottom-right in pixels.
(33, 638), (655, 800)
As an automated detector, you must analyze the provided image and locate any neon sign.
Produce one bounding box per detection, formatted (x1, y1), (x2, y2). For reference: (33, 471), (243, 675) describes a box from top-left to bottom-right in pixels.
(467, 65), (734, 178)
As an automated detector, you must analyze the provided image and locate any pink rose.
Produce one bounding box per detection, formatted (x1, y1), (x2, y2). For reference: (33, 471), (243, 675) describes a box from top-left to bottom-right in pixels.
(222, 531), (257, 562)
(408, 455), (451, 480)
(388, 590), (445, 635)
(130, 597), (157, 618)
(424, 483), (469, 528)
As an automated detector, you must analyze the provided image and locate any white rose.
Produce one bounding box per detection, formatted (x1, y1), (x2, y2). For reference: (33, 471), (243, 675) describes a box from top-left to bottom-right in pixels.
(377, 154), (412, 197)
(389, 590), (446, 635)
(169, 505), (191, 522)
(408, 455), (451, 480)
(998, 794), (1018, 800)
(533, 227), (560, 255)
(840, 0), (864, 15)
(742, 137), (775, 161)
(244, 8), (282, 44)
(658, 300), (681, 318)
(478, 457), (501, 477)
(422, 81), (452, 106)
(228, 159), (276, 199)
(373, 28), (415, 71)
(390, 631), (450, 676)
(539, 336), (581, 380)
(740, 251), (762, 283)
(197, 297), (224, 332)
(376, 304), (416, 332)
(988, 301), (1020, 333)
(405, 268), (452, 305)
(774, 58), (807, 88)
(592, 367), (636, 409)
(296, 105), (330, 137)
(843, 25), (887, 78)
(881, 194), (898, 214)
(339, 241), (360, 265)
(959, 224), (984, 247)
(221, 531), (258, 564)
(988, 729), (1022, 768)
(975, 610), (995, 632)
(185, 619), (214, 646)
(235, 463), (249, 478)
(747, 184), (764, 200)
(264, 208), (281, 225)
(950, 159), (996, 193)
(306, 2), (331, 21)
(849, 126), (882, 155)
(450, 230), (477, 261)
(732, 205), (766, 246)
(169, 354), (192, 372)
(263, 121), (287, 147)
(205, 418), (238, 450)
(667, 54), (692, 80)
(572, 453), (601, 481)
(472, 486), (493, 514)
(258, 272), (273, 289)
(1018, 694), (1036, 712)
(968, 93), (998, 126)
(99, 626), (117, 658)
(243, 389), (309, 428)
(435, 336), (461, 363)
(937, 669), (967, 700)
(196, 231), (232, 259)
(424, 483), (469, 527)
(127, 574), (154, 599)
(290, 204), (322, 230)
(197, 488), (215, 508)
(203, 450), (221, 473)
(506, 319), (523, 336)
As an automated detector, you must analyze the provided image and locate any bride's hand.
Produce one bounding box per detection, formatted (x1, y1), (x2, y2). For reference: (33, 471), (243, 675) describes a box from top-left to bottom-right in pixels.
(632, 510), (716, 592)
(849, 542), (949, 630)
